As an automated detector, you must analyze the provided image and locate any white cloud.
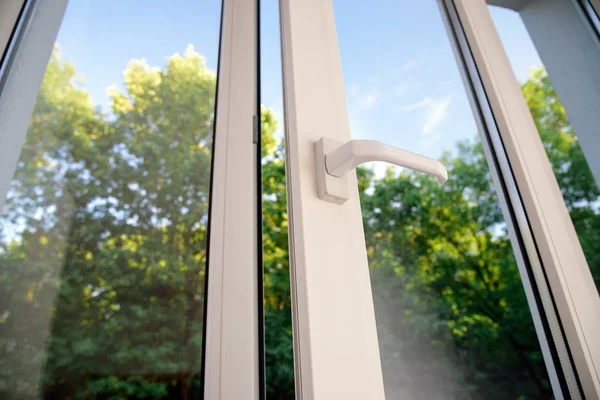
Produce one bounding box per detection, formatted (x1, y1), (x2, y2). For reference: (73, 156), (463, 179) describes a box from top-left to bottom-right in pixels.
(360, 91), (379, 110)
(394, 84), (407, 98)
(348, 82), (380, 111)
(347, 82), (360, 95)
(401, 60), (419, 72)
(423, 134), (442, 148)
(346, 82), (380, 140)
(423, 97), (451, 135)
(348, 113), (368, 139)
(401, 97), (431, 112)
(401, 96), (451, 136)
(398, 54), (425, 73)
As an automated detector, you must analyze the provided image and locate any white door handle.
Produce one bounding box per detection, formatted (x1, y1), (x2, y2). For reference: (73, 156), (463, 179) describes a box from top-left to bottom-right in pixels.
(315, 137), (448, 204)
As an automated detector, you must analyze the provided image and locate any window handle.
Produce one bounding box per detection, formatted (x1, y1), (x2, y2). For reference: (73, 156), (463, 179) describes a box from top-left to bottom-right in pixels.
(315, 137), (448, 204)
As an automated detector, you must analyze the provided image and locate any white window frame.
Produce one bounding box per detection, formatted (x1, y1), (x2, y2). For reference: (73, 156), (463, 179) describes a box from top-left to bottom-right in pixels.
(204, 0), (263, 398)
(279, 0), (385, 398)
(280, 0), (600, 399)
(0, 0), (66, 211)
(0, 0), (25, 61)
(451, 1), (600, 397)
(440, 2), (575, 396)
(0, 1), (263, 399)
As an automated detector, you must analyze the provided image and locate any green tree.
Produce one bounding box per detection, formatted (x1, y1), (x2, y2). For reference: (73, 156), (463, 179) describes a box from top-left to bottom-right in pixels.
(522, 68), (600, 288)
(260, 66), (600, 399)
(262, 133), (295, 399)
(360, 150), (550, 398)
(357, 67), (600, 398)
(0, 45), (279, 400)
(1, 42), (598, 400)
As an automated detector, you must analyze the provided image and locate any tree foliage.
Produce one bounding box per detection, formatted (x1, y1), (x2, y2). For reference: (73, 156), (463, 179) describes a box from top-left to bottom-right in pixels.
(0, 44), (597, 400)
(358, 67), (600, 398)
(1, 46), (219, 400)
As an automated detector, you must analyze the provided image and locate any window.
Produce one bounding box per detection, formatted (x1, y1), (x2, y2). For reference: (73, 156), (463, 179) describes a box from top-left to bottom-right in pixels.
(279, 0), (599, 398)
(489, 0), (600, 296)
(0, 1), (262, 399)
(3, 1), (600, 399)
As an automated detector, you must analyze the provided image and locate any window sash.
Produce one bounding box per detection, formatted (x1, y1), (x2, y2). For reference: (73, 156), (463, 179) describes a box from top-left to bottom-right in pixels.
(204, 0), (262, 398)
(0, 1), (262, 398)
(280, 0), (600, 398)
(452, 1), (600, 397)
(279, 0), (386, 398)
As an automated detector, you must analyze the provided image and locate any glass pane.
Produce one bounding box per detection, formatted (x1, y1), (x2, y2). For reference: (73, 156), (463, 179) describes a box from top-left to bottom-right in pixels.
(0, 2), (221, 399)
(489, 2), (600, 295)
(260, 0), (296, 398)
(332, 1), (553, 398)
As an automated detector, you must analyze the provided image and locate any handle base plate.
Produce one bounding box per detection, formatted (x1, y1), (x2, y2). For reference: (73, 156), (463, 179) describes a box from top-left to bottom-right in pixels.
(315, 137), (349, 204)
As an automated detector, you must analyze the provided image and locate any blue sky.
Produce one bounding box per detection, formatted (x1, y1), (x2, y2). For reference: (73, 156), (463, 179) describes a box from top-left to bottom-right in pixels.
(55, 0), (541, 167)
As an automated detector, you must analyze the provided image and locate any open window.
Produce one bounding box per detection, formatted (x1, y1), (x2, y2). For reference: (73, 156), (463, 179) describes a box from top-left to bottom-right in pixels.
(0, 1), (262, 399)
